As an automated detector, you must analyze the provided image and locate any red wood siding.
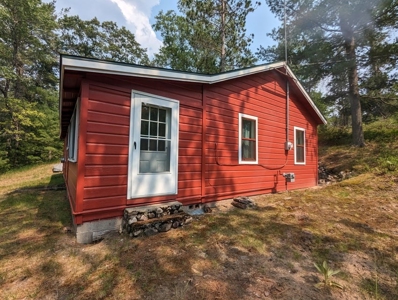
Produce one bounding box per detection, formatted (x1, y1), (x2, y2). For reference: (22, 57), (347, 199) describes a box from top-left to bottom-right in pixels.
(64, 70), (321, 224)
(83, 84), (131, 211)
(67, 162), (78, 210)
(63, 110), (79, 216)
(80, 77), (204, 216)
(204, 72), (318, 199)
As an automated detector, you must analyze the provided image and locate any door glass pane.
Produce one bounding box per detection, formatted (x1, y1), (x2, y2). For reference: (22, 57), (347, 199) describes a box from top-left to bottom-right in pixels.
(159, 109), (166, 122)
(141, 120), (149, 135)
(149, 139), (157, 151)
(140, 138), (148, 150)
(141, 105), (149, 120)
(158, 140), (165, 151)
(150, 107), (158, 121)
(150, 122), (157, 137)
(159, 123), (166, 137)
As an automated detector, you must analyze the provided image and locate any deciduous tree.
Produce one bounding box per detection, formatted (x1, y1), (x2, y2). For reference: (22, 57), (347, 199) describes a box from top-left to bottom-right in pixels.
(58, 15), (150, 65)
(0, 0), (61, 171)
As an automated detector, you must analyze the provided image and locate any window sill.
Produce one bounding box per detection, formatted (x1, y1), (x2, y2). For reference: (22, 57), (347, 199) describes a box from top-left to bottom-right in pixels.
(239, 160), (258, 165)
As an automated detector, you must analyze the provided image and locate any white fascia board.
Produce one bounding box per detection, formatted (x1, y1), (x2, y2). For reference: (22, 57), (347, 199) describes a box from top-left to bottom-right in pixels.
(61, 56), (285, 85)
(285, 66), (327, 125)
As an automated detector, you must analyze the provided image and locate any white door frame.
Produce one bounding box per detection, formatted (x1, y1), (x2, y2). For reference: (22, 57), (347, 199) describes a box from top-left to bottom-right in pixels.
(127, 91), (179, 199)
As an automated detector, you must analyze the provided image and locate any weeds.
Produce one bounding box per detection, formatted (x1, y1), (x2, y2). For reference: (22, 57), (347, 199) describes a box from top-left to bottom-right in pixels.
(314, 261), (343, 289)
(174, 281), (191, 300)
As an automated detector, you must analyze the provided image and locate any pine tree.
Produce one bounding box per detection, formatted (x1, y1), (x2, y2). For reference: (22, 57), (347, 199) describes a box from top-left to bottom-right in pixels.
(259, 0), (398, 147)
(153, 0), (260, 73)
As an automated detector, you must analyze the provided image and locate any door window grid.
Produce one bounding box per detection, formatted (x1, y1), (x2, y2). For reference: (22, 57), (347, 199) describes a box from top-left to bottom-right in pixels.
(140, 104), (169, 151)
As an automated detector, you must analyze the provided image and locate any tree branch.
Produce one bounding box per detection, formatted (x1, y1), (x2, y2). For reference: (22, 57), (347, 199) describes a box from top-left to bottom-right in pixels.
(286, 4), (343, 33)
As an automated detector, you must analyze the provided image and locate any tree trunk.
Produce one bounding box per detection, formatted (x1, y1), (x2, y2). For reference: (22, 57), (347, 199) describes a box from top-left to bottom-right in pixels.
(343, 32), (365, 147)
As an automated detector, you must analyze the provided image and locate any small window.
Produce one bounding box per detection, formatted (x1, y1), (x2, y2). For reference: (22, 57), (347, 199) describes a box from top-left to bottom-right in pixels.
(239, 113), (258, 164)
(68, 99), (80, 162)
(294, 127), (305, 165)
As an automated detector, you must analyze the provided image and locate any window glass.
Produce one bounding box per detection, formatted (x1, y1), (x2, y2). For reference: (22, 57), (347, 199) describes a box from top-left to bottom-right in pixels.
(241, 118), (256, 160)
(242, 119), (255, 139)
(295, 128), (305, 164)
(139, 104), (171, 173)
(68, 100), (79, 161)
(242, 140), (256, 160)
(239, 114), (258, 164)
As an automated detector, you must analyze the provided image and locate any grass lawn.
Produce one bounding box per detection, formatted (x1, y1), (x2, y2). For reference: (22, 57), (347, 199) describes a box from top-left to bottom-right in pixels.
(0, 120), (398, 299)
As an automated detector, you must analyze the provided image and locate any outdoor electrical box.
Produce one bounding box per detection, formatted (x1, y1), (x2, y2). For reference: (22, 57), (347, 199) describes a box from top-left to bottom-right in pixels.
(284, 141), (293, 151)
(283, 173), (295, 182)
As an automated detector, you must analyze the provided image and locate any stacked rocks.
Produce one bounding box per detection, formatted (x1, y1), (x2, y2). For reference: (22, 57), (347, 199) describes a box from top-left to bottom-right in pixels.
(121, 202), (193, 238)
(318, 164), (353, 185)
(231, 196), (256, 209)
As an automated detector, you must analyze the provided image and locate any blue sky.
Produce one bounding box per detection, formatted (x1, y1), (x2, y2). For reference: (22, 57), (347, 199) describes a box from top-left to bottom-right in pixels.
(48, 0), (280, 59)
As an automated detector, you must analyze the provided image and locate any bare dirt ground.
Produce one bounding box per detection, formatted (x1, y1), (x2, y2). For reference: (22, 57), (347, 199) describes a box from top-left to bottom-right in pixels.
(1, 164), (398, 299)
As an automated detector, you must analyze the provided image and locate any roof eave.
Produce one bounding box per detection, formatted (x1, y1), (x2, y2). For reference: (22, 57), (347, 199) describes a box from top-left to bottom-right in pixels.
(60, 56), (286, 85)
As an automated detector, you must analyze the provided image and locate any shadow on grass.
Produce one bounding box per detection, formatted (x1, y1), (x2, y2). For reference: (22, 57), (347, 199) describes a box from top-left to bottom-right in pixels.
(2, 174), (398, 299)
(0, 173), (71, 261)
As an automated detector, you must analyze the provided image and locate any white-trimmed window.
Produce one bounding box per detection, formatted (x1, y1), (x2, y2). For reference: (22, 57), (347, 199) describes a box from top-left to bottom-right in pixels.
(294, 126), (306, 165)
(239, 113), (258, 164)
(67, 98), (80, 162)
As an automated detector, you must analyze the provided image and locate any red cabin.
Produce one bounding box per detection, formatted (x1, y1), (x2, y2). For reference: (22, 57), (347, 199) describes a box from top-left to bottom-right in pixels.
(59, 55), (326, 243)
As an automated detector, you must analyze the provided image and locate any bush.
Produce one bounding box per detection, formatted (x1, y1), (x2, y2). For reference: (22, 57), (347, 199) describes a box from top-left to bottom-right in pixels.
(318, 125), (351, 146)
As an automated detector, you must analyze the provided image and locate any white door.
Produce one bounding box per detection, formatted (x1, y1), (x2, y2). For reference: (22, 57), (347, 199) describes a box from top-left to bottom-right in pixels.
(128, 91), (179, 198)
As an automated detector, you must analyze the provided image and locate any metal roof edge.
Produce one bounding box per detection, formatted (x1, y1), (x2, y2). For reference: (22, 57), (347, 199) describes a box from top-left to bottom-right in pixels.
(60, 55), (286, 84)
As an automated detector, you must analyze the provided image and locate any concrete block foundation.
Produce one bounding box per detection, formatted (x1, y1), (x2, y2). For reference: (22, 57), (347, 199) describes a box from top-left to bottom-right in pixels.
(75, 217), (122, 244)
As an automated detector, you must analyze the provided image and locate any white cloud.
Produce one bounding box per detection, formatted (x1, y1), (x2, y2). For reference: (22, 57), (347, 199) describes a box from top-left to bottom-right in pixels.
(109, 0), (162, 56)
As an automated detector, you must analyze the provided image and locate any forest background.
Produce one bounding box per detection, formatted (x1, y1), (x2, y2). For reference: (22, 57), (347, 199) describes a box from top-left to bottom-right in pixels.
(0, 0), (397, 173)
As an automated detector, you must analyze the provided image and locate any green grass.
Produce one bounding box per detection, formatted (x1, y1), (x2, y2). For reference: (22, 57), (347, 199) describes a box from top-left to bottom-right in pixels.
(1, 119), (398, 299)
(319, 118), (398, 175)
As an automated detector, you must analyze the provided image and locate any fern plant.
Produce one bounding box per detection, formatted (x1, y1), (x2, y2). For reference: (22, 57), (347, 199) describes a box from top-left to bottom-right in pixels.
(314, 261), (343, 289)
